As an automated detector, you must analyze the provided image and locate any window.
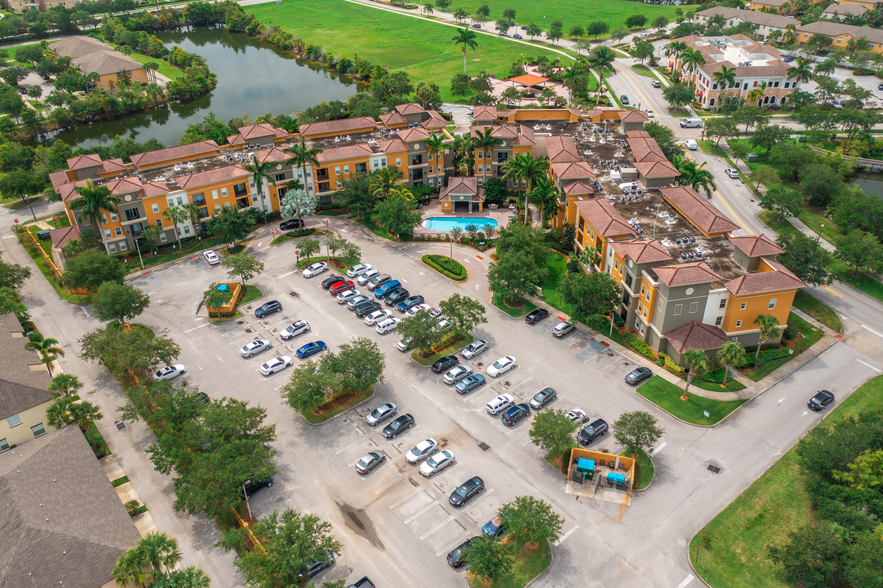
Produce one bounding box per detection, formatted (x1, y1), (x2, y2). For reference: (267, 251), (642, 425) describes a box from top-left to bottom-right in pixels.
(152, 204), (159, 213)
(177, 196), (184, 205)
(768, 298), (777, 309)
(640, 323), (645, 335)
(335, 167), (340, 176)
(428, 166), (433, 174)
(212, 190), (219, 199)
(0, 438), (8, 452)
(736, 320), (743, 328)
(429, 178), (434, 186)
(221, 188), (227, 198)
(640, 285), (645, 295)
(183, 226), (190, 235)
(477, 151), (483, 160)
(712, 83), (718, 90)
(160, 233), (167, 242)
(396, 158), (401, 167)
(7, 414), (22, 428)
(114, 227), (122, 237)
(740, 302), (747, 310)
(638, 302), (643, 313)
(109, 244), (117, 253)
(101, 214), (107, 224)
(645, 291), (650, 301)
(689, 301), (699, 314)
(477, 165), (483, 173)
(715, 316), (723, 326)
(275, 173), (285, 181)
(428, 152), (433, 161)
(719, 299), (727, 309)
(673, 304), (683, 316)
(344, 165), (350, 174)
(614, 260), (619, 271)
(31, 423), (46, 438)
(215, 204), (221, 214)
(773, 81), (780, 88)
(784, 82), (790, 88)
(336, 180), (342, 189)
(119, 242), (127, 251)
(110, 212), (118, 222)
(104, 229), (112, 239)
(156, 219), (162, 227)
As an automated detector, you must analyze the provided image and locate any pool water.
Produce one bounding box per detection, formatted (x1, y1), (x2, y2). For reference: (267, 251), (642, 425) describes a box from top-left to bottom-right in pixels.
(422, 217), (500, 231)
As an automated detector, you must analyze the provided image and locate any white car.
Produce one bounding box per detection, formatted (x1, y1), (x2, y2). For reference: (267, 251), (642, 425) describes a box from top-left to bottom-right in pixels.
(396, 337), (413, 351)
(433, 319), (450, 332)
(406, 303), (432, 318)
(376, 317), (400, 334)
(566, 409), (587, 424)
(302, 262), (329, 278)
(281, 320), (310, 340)
(645, 109), (655, 118)
(462, 339), (488, 359)
(443, 365), (472, 385)
(406, 438), (439, 464)
(154, 364), (186, 381)
(356, 269), (380, 285)
(337, 289), (362, 304)
(486, 393), (515, 415)
(259, 356), (292, 376)
(203, 250), (220, 265)
(240, 339), (272, 358)
(487, 356), (517, 377)
(725, 168), (740, 179)
(365, 309), (393, 326)
(347, 263), (373, 277)
(419, 450), (455, 478)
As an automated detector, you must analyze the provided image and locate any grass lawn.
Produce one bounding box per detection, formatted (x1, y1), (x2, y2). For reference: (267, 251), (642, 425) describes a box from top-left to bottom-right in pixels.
(636, 376), (747, 425)
(630, 64), (657, 78)
(302, 387), (375, 424)
(110, 44), (183, 79)
(410, 333), (475, 366)
(492, 291), (537, 318)
(117, 235), (229, 272)
(247, 0), (578, 101)
(539, 250), (573, 315)
(112, 476), (130, 487)
(354, 213), (396, 240)
(688, 374), (883, 588)
(16, 229), (89, 304)
(792, 290), (841, 333)
(208, 310), (242, 324)
(795, 205), (840, 246)
(622, 448), (654, 490)
(240, 285), (263, 305)
(468, 539), (552, 588)
(689, 376), (746, 393)
(295, 255), (358, 271)
(582, 314), (628, 348)
(318, 209), (348, 216)
(745, 312), (822, 382)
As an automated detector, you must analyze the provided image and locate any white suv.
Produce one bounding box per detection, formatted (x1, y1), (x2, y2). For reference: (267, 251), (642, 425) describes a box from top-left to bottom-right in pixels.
(486, 393), (515, 415)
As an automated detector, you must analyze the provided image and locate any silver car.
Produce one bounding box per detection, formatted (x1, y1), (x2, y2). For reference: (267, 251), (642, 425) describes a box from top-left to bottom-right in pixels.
(552, 321), (575, 338)
(347, 263), (373, 278)
(346, 295), (373, 310)
(462, 339), (488, 359)
(356, 269), (380, 285)
(302, 262), (328, 278)
(337, 289), (362, 304)
(406, 438), (439, 464)
(281, 320), (310, 340)
(366, 402), (397, 426)
(443, 365), (473, 385)
(240, 339), (272, 358)
(366, 273), (391, 290)
(419, 450), (455, 478)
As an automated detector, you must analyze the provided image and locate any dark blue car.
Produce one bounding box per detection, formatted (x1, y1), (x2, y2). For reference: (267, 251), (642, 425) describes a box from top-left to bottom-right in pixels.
(455, 374), (486, 394)
(374, 280), (401, 299)
(296, 341), (327, 359)
(396, 295), (425, 313)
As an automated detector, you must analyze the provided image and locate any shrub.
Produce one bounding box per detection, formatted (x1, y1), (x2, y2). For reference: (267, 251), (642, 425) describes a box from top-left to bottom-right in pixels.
(125, 500), (141, 517)
(566, 260), (581, 273)
(698, 367), (734, 384)
(624, 332), (656, 360)
(662, 353), (686, 376)
(422, 254), (466, 281)
(584, 314), (613, 334)
(613, 314), (625, 328)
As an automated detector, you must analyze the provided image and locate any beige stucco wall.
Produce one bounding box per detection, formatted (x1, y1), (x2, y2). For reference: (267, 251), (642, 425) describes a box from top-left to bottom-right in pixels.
(1, 401), (55, 449)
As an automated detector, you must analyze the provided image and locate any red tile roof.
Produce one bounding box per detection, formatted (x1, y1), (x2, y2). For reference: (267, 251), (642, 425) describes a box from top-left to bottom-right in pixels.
(545, 135), (580, 163)
(612, 238), (673, 264)
(66, 153), (102, 171)
(253, 147), (290, 164)
(103, 176), (142, 195)
(728, 233), (784, 257)
(49, 224), (81, 250)
(139, 181), (170, 199)
(626, 130), (652, 138)
(178, 164), (250, 189)
(439, 176), (484, 202)
(130, 141), (220, 169)
(659, 186), (740, 235)
(315, 144), (374, 162)
(394, 103), (426, 115)
(49, 171), (70, 192)
(653, 261), (721, 287)
(397, 127), (430, 143)
(562, 180), (594, 196)
(635, 160), (680, 179)
(573, 198), (632, 237)
(97, 158), (126, 174)
(238, 123), (288, 141)
(620, 110), (649, 123)
(299, 117), (376, 138)
(377, 138), (409, 153)
(664, 321), (728, 353)
(725, 261), (806, 296)
(380, 112), (408, 126)
(551, 161), (595, 181)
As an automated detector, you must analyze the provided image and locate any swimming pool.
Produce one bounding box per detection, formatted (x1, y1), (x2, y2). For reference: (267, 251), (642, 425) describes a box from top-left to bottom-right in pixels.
(422, 217), (500, 231)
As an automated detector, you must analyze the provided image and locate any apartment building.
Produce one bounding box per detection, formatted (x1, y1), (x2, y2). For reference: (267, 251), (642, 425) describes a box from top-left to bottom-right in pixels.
(672, 35), (798, 108)
(747, 0), (826, 14)
(838, 0), (883, 11)
(50, 36), (148, 92)
(823, 2), (870, 19)
(470, 124), (537, 187)
(693, 7), (795, 41)
(796, 20), (883, 52)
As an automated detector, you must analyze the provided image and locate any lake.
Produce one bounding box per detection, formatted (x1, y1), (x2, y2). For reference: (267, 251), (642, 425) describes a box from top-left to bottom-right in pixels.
(41, 27), (358, 149)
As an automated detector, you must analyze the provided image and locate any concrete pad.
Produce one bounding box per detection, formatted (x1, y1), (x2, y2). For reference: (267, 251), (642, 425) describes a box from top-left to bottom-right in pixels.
(115, 481), (142, 506)
(560, 333), (596, 354)
(132, 511), (159, 537)
(99, 454), (125, 483)
(332, 424), (369, 455)
(343, 440), (382, 468)
(423, 517), (467, 552)
(463, 490), (502, 525)
(492, 368), (535, 395)
(406, 503), (452, 538)
(393, 490), (435, 521)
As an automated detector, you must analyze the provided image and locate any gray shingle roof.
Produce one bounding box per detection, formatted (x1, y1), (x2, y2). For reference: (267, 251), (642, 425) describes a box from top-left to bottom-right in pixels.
(71, 50), (143, 77)
(0, 313), (52, 420)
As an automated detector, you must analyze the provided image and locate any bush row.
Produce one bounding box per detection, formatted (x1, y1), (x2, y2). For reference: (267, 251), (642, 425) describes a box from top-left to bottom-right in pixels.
(658, 352), (686, 376)
(422, 255), (467, 281)
(625, 332), (656, 361)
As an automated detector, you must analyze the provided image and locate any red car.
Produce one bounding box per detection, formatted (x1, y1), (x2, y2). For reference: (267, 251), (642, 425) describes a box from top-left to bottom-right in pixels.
(329, 280), (355, 295)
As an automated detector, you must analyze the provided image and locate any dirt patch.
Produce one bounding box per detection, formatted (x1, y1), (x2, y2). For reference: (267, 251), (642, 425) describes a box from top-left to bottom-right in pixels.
(337, 502), (385, 550)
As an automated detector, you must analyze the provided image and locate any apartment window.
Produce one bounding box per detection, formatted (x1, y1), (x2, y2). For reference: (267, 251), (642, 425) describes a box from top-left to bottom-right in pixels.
(643, 308), (647, 318)
(638, 302), (643, 313)
(477, 165), (483, 173)
(275, 173), (285, 181)
(689, 302), (699, 314)
(114, 227), (122, 237)
(640, 285), (645, 295)
(215, 204), (221, 214)
(221, 188), (228, 197)
(773, 81), (780, 88)
(151, 204), (159, 213)
(673, 304), (683, 316)
(837, 38), (842, 43)
(0, 438), (8, 452)
(715, 316), (723, 326)
(344, 165), (350, 174)
(712, 83), (718, 90)
(429, 179), (434, 186)
(334, 167), (340, 176)
(234, 183), (248, 196)
(640, 324), (645, 335)
(7, 414), (22, 428)
(373, 160), (379, 169)
(110, 212), (118, 222)
(109, 243), (117, 253)
(31, 423), (46, 438)
(768, 298), (777, 309)
(428, 152), (433, 161)
(614, 260), (619, 271)
(156, 219), (163, 227)
(646, 291), (650, 301)
(101, 214), (107, 224)
(396, 158), (401, 166)
(177, 196), (184, 205)
(477, 151), (483, 160)
(719, 299), (727, 309)
(336, 180), (342, 189)
(428, 166), (433, 174)
(119, 242), (127, 251)
(784, 82), (790, 88)
(736, 320), (743, 328)
(740, 302), (747, 310)
(160, 233), (167, 242)
(183, 226), (191, 235)
(104, 229), (112, 239)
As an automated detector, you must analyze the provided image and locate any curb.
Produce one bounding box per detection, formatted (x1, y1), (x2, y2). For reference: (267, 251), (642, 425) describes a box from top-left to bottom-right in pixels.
(419, 257), (468, 282)
(685, 542), (713, 588)
(521, 539), (555, 588)
(630, 451), (655, 493)
(408, 338), (473, 368)
(298, 386), (376, 427)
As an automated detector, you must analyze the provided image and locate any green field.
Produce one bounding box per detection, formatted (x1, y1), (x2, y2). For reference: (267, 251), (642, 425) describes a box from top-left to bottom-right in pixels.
(688, 374), (883, 588)
(109, 44), (183, 80)
(247, 0), (577, 100)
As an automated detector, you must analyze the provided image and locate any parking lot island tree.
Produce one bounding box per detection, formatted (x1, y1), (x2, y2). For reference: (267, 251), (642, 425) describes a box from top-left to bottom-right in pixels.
(499, 495), (564, 549)
(438, 293), (487, 335)
(221, 252), (265, 287)
(612, 411), (664, 459)
(203, 282), (230, 319)
(399, 309), (444, 356)
(79, 324), (181, 379)
(529, 409), (579, 472)
(91, 281), (151, 325)
(297, 237), (322, 262)
(488, 222), (550, 306)
(331, 337), (386, 394)
(63, 249), (127, 291)
(282, 356), (340, 415)
(464, 535), (515, 583)
(559, 271), (621, 335)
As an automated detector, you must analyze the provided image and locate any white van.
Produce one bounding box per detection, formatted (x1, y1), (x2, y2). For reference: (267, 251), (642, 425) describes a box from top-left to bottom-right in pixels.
(376, 318), (400, 334)
(684, 140), (698, 151)
(486, 393), (515, 415)
(680, 118), (703, 128)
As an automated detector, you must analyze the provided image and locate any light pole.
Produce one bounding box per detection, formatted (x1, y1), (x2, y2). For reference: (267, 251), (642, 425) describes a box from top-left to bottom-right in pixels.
(23, 193), (37, 222)
(132, 232), (144, 269)
(817, 224), (824, 243)
(242, 483), (252, 520)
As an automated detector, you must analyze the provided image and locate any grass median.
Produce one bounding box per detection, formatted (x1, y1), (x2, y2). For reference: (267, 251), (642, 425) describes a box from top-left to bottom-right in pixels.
(636, 376), (747, 425)
(492, 292), (537, 318)
(467, 539), (552, 588)
(410, 333), (475, 366)
(302, 387), (375, 425)
(623, 448), (654, 490)
(792, 290), (841, 333)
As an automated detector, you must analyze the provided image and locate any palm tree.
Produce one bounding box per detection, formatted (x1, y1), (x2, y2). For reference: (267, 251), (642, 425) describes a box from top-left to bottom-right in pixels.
(560, 63), (585, 106)
(681, 348), (709, 400)
(25, 333), (64, 376)
(749, 81), (769, 105)
(423, 131), (446, 175)
(162, 205), (189, 249)
(471, 127), (503, 181)
(112, 547), (149, 588)
(421, 2), (433, 15)
(679, 47), (706, 87)
(528, 175), (559, 225)
(70, 178), (121, 248)
(787, 57), (814, 85)
(451, 133), (473, 175)
(241, 154), (275, 206)
(782, 23), (797, 45)
(754, 314), (781, 361)
(47, 398), (103, 448)
(676, 158), (717, 197)
(712, 65), (737, 100)
(501, 153), (550, 224)
(666, 40), (687, 72)
(138, 532), (182, 583)
(163, 567), (211, 588)
(588, 46), (616, 104)
(453, 28), (479, 75)
(369, 166), (404, 198)
(284, 137), (323, 195)
(717, 341), (746, 387)
(578, 245), (601, 272)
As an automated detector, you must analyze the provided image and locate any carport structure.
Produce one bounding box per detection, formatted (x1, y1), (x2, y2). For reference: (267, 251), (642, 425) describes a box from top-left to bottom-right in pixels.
(438, 176), (485, 213)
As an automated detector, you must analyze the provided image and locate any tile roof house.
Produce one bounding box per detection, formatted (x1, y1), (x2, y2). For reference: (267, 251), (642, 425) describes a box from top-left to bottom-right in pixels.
(823, 2), (869, 17)
(439, 177), (485, 212)
(0, 425), (141, 588)
(797, 20), (883, 46)
(664, 320), (729, 353)
(50, 36), (114, 59)
(728, 233), (784, 257)
(573, 198), (633, 237)
(659, 186), (740, 237)
(613, 238), (673, 264)
(653, 261), (722, 287)
(545, 135), (580, 163)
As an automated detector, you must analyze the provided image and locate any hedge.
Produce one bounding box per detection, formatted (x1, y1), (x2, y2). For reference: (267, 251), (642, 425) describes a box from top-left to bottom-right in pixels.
(698, 367), (734, 384)
(625, 332), (656, 361)
(740, 347), (792, 368)
(658, 352), (686, 376)
(422, 254), (467, 281)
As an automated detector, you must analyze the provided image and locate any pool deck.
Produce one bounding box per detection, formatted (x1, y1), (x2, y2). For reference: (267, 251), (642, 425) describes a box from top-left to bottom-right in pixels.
(414, 201), (516, 238)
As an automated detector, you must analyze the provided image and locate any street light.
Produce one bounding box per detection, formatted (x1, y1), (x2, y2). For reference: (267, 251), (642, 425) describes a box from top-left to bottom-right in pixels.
(23, 193), (37, 223)
(242, 482), (252, 520)
(817, 224), (824, 243)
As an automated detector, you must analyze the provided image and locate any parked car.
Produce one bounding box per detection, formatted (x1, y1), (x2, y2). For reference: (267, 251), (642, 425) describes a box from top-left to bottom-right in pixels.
(462, 339), (488, 359)
(376, 317), (401, 334)
(240, 339), (272, 358)
(385, 289), (410, 307)
(432, 355), (459, 373)
(406, 438), (439, 464)
(347, 263), (373, 277)
(784, 55), (795, 62)
(366, 403), (397, 426)
(529, 387), (557, 410)
(347, 295), (374, 310)
(329, 280), (355, 295)
(366, 273), (391, 290)
(382, 414), (415, 439)
(281, 320), (310, 340)
(552, 321), (574, 338)
(355, 452), (385, 475)
(808, 390), (835, 411)
(322, 275), (345, 289)
(447, 538), (477, 568)
(578, 418), (609, 445)
(878, 83), (883, 90)
(525, 308), (549, 324)
(443, 365), (473, 384)
(725, 168), (740, 179)
(203, 250), (220, 265)
(364, 309), (393, 326)
(337, 289), (362, 304)
(357, 269), (380, 285)
(242, 475), (273, 497)
(485, 393), (514, 415)
(347, 577), (375, 588)
(420, 450), (454, 477)
(472, 23), (481, 28)
(456, 374), (486, 394)
(259, 356), (293, 376)
(449, 476), (485, 507)
(625, 367), (653, 386)
(499, 31), (508, 36)
(396, 295), (425, 313)
(406, 303), (432, 317)
(501, 403), (531, 426)
(620, 95), (630, 105)
(355, 301), (382, 317)
(513, 33), (523, 39)
(396, 337), (414, 352)
(374, 280), (401, 299)
(298, 552), (334, 580)
(830, 99), (844, 109)
(154, 364), (186, 381)
(191, 392), (210, 404)
(303, 262), (329, 278)
(482, 516), (506, 537)
(487, 356), (517, 377)
(280, 219), (303, 230)
(651, 79), (661, 88)
(295, 341), (327, 359)
(566, 409), (587, 424)
(255, 300), (282, 318)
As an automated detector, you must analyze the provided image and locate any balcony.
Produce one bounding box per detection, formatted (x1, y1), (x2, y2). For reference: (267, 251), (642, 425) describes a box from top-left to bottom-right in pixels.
(192, 195), (206, 206)
(317, 182), (332, 194)
(410, 156), (425, 167)
(411, 170), (424, 181)
(196, 207), (208, 219)
(355, 164), (367, 174)
(316, 170), (330, 181)
(236, 197), (251, 210)
(121, 211), (144, 226)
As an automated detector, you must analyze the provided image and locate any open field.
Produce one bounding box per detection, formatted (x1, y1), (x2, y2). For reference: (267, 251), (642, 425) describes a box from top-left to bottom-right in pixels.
(247, 0), (576, 100)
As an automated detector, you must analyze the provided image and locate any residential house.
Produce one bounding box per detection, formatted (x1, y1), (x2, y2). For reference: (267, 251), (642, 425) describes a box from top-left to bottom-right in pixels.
(51, 36), (148, 91)
(796, 20), (883, 52)
(747, 0), (825, 14)
(838, 0), (883, 11)
(11, 0), (85, 15)
(693, 7), (795, 41)
(823, 2), (870, 19)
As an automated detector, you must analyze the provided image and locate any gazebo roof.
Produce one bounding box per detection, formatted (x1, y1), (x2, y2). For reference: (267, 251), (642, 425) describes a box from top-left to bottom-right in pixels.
(507, 73), (549, 86)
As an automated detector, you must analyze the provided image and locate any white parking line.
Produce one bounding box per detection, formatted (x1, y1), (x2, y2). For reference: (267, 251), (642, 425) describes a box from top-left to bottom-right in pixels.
(360, 462), (392, 479)
(650, 442), (667, 457)
(278, 270), (297, 278)
(389, 488), (423, 508)
(861, 324), (883, 339)
(184, 323), (210, 333)
(553, 525), (579, 546)
(856, 359), (882, 373)
(420, 515), (455, 540)
(404, 501), (438, 524)
(675, 574), (695, 588)
(336, 435), (369, 455)
(436, 521), (486, 556)
(374, 475), (406, 495)
(505, 376), (535, 392)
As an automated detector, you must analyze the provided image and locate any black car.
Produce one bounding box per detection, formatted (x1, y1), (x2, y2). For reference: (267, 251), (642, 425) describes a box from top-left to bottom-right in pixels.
(450, 476), (485, 507)
(347, 576), (375, 588)
(625, 367), (653, 386)
(255, 300), (282, 318)
(298, 552), (334, 579)
(501, 403), (531, 426)
(385, 288), (410, 307)
(525, 308), (549, 324)
(242, 475), (274, 497)
(432, 355), (459, 373)
(621, 94), (630, 105)
(578, 419), (608, 446)
(354, 301), (382, 318)
(382, 414), (415, 439)
(529, 387), (557, 410)
(447, 537), (478, 568)
(322, 276), (345, 289)
(280, 219), (303, 231)
(808, 390), (835, 411)
(191, 392), (211, 404)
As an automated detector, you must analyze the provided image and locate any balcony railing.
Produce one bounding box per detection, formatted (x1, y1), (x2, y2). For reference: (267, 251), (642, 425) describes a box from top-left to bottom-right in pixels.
(192, 196), (206, 206)
(316, 171), (330, 181)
